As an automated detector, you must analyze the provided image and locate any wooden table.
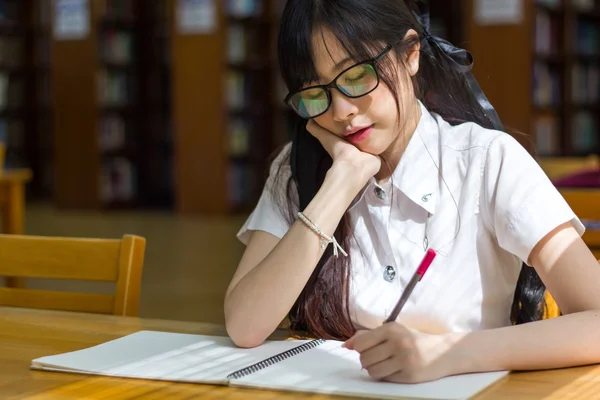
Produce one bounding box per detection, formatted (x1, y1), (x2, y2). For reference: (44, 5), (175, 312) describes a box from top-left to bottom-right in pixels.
(2, 307), (600, 399)
(0, 169), (32, 235)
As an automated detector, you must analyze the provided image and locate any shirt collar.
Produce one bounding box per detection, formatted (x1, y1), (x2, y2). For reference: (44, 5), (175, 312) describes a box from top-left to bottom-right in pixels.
(390, 100), (441, 214)
(348, 101), (442, 214)
(364, 100), (441, 215)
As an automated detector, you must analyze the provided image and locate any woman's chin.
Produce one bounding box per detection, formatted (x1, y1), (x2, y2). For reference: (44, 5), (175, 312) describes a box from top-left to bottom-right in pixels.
(354, 140), (387, 157)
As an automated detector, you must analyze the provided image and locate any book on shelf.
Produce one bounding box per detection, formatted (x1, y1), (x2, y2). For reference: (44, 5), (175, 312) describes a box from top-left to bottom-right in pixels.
(227, 118), (250, 157)
(100, 29), (133, 64)
(572, 63), (599, 104)
(228, 23), (262, 64)
(227, 24), (247, 64)
(572, 111), (598, 154)
(533, 62), (562, 107)
(99, 115), (126, 151)
(228, 163), (257, 208)
(574, 17), (599, 56)
(534, 114), (560, 156)
(98, 0), (135, 20)
(98, 69), (133, 107)
(100, 157), (137, 203)
(535, 9), (561, 56)
(227, 0), (264, 17)
(227, 70), (247, 110)
(536, 0), (562, 9)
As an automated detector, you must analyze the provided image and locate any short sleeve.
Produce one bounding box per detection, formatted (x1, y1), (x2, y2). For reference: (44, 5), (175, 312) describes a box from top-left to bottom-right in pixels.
(236, 143), (297, 245)
(482, 134), (585, 264)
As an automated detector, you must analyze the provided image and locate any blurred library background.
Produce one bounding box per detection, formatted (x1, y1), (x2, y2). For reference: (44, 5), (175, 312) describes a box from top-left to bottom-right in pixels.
(0, 0), (598, 324)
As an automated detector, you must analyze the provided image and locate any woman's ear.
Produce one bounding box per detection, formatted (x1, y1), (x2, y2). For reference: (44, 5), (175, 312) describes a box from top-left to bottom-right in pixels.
(404, 29), (421, 77)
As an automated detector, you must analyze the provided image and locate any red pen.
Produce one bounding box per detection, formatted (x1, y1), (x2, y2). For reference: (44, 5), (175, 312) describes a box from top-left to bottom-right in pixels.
(384, 248), (437, 323)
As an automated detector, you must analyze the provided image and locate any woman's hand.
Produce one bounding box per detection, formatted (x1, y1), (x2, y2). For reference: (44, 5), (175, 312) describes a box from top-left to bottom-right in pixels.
(307, 119), (381, 186)
(344, 322), (461, 383)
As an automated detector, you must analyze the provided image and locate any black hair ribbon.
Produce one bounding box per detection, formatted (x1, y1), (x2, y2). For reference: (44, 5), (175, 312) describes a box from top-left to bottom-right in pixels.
(411, 0), (504, 132)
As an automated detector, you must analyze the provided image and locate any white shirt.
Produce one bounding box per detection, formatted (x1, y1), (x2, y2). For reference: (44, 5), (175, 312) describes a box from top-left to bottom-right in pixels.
(237, 102), (585, 333)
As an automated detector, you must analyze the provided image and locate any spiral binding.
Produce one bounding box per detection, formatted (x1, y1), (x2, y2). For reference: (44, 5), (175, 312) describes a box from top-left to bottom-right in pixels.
(226, 338), (326, 380)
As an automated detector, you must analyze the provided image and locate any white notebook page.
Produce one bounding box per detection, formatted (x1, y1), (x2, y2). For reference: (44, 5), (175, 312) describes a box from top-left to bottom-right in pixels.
(233, 340), (509, 400)
(31, 331), (313, 384)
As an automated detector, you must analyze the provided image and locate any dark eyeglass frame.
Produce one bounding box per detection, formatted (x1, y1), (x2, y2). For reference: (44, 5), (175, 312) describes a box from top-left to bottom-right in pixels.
(283, 44), (394, 119)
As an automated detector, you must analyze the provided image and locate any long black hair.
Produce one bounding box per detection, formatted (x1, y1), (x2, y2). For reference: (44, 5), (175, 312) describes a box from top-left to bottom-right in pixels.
(273, 0), (547, 340)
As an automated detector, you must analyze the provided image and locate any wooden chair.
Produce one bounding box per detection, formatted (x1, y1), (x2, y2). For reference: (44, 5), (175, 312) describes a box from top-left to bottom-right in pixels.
(0, 234), (146, 316)
(538, 155), (600, 181)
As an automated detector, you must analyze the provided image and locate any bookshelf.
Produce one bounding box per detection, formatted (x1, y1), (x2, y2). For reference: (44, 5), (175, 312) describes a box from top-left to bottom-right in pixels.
(137, 0), (173, 208)
(169, 0), (225, 214)
(169, 0), (276, 214)
(0, 1), (28, 174)
(47, 0), (472, 215)
(429, 0), (466, 44)
(0, 0), (52, 199)
(466, 0), (599, 157)
(31, 0), (53, 198)
(225, 0), (276, 213)
(52, 0), (140, 209)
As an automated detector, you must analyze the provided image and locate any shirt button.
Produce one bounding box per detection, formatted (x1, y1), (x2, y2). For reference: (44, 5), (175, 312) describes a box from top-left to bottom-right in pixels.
(384, 265), (396, 282)
(374, 187), (386, 200)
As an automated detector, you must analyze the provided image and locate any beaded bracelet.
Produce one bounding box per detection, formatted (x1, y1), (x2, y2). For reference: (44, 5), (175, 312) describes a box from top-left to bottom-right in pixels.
(297, 212), (348, 257)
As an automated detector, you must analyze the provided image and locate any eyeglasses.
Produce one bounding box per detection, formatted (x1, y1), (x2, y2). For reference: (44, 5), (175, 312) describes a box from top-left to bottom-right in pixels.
(284, 45), (393, 119)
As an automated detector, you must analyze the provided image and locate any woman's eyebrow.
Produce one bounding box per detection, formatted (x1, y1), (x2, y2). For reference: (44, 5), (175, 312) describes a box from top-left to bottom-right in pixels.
(332, 57), (353, 72)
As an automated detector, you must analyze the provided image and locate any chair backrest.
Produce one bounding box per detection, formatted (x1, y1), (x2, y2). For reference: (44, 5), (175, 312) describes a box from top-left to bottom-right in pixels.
(538, 155), (600, 180)
(0, 234), (146, 316)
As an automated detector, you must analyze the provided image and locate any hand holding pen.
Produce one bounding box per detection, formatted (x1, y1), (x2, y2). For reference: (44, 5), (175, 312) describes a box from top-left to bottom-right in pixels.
(343, 249), (453, 384)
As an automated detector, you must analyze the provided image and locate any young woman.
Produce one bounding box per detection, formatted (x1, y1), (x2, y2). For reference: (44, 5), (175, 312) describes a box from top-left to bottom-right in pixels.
(224, 0), (600, 384)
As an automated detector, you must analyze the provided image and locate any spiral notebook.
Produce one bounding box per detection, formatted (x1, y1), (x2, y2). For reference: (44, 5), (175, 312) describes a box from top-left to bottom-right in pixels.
(31, 330), (508, 400)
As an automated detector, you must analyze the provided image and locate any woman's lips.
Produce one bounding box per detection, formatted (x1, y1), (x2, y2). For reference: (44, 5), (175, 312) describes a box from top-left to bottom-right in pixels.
(345, 125), (373, 144)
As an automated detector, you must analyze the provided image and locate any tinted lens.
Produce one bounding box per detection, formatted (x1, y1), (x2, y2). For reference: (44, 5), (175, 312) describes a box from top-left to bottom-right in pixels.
(337, 63), (378, 97)
(289, 87), (329, 118)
